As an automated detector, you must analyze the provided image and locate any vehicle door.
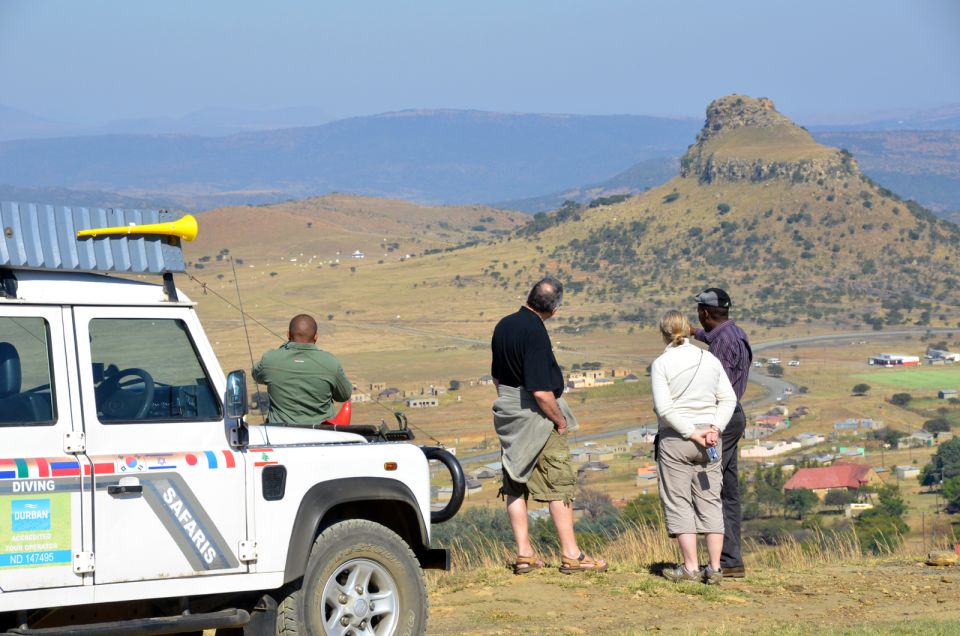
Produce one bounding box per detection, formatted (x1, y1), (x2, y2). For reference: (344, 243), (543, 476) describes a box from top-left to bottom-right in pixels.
(0, 306), (86, 591)
(72, 306), (246, 584)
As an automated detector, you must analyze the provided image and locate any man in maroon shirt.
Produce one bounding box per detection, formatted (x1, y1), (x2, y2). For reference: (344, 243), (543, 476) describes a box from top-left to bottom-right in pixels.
(690, 288), (752, 578)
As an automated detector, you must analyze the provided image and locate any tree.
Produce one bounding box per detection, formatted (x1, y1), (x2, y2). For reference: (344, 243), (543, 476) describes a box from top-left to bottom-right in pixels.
(874, 428), (907, 447)
(921, 437), (960, 487)
(824, 489), (855, 513)
(852, 383), (871, 396)
(919, 463), (940, 490)
(943, 475), (960, 510)
(767, 363), (784, 378)
(449, 380), (462, 391)
(889, 393), (912, 406)
(784, 488), (818, 519)
(855, 510), (908, 554)
(923, 418), (951, 434)
(752, 465), (786, 517)
(855, 484), (909, 554)
(874, 484), (907, 518)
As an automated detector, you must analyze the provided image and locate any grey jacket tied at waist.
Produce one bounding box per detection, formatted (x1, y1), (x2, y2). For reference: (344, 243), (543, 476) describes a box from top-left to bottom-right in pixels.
(493, 384), (579, 483)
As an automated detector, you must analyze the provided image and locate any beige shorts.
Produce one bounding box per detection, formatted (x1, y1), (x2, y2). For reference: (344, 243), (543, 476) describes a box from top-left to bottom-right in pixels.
(500, 430), (576, 503)
(656, 428), (724, 536)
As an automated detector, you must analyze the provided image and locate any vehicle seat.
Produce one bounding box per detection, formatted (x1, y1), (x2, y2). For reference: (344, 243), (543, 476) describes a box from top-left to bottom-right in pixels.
(0, 342), (22, 397)
(0, 342), (36, 424)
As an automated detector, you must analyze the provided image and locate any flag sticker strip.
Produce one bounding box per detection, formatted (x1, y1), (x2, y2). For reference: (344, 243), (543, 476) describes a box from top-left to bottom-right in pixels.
(0, 451), (239, 481)
(50, 461), (80, 477)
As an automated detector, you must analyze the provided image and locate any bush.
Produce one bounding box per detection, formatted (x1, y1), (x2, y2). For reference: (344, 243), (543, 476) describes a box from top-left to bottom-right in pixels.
(622, 494), (662, 528)
(662, 192), (680, 204)
(852, 383), (871, 396)
(890, 393), (912, 406)
(855, 511), (907, 554)
(717, 203), (731, 215)
(923, 418), (951, 433)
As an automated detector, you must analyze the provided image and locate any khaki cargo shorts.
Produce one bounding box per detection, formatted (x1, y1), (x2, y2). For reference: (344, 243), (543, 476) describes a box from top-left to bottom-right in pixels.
(500, 430), (576, 503)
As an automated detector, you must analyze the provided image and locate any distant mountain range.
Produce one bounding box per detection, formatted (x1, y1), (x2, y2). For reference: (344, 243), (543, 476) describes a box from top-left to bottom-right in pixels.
(0, 110), (700, 209)
(0, 104), (959, 216)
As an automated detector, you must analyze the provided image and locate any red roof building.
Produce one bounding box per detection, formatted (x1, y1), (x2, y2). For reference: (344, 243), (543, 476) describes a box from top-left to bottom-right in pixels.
(783, 462), (882, 497)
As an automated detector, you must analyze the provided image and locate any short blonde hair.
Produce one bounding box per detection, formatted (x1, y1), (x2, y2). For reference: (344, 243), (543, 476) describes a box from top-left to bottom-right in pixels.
(659, 310), (690, 347)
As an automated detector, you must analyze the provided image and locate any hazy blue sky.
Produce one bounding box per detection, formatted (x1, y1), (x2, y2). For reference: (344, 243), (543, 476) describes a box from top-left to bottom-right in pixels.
(2, 0), (958, 124)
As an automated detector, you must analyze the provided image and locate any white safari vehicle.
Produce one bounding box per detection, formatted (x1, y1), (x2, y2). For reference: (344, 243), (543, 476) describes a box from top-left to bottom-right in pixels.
(0, 203), (464, 635)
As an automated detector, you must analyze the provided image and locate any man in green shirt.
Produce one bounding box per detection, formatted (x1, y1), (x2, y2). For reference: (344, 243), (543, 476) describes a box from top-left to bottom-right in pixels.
(252, 314), (352, 425)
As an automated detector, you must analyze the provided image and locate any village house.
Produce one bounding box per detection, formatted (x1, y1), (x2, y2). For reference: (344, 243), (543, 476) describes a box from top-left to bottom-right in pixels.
(939, 389), (958, 399)
(898, 430), (935, 449)
(797, 432), (825, 447)
(610, 367), (632, 378)
(369, 382), (386, 392)
(636, 465), (658, 488)
(570, 447), (590, 463)
(588, 447), (616, 462)
(478, 374), (495, 386)
(895, 465), (920, 480)
(783, 462), (882, 498)
(622, 373), (641, 383)
(868, 353), (920, 367)
(350, 392), (372, 403)
(377, 387), (400, 399)
(627, 427), (658, 445)
(405, 397), (439, 408)
(578, 461), (610, 475)
(927, 348), (960, 362)
(740, 440), (802, 459)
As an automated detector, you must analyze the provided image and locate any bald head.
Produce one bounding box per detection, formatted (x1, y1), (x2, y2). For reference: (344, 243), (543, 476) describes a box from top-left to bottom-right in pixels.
(288, 314), (318, 343)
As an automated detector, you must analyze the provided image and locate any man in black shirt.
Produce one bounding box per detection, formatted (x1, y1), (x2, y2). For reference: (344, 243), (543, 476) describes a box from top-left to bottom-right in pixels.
(491, 277), (607, 574)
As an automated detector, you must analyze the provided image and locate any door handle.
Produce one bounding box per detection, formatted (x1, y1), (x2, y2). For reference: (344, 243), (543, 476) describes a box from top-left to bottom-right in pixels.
(108, 484), (143, 495)
(108, 476), (143, 496)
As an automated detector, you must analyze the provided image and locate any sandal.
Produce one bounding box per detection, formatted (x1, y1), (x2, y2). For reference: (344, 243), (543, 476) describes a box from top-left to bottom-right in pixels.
(559, 551), (608, 574)
(512, 554), (545, 575)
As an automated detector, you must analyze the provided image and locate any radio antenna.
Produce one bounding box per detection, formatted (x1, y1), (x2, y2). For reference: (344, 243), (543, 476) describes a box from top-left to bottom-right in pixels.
(230, 256), (266, 416)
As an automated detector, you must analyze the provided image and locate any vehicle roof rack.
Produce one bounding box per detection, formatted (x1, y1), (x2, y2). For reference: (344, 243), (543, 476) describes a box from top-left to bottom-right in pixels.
(1, 202), (193, 300)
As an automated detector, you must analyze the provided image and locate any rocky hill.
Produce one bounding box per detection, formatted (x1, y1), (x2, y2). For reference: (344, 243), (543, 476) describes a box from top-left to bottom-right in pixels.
(681, 95), (853, 184)
(509, 95), (960, 330)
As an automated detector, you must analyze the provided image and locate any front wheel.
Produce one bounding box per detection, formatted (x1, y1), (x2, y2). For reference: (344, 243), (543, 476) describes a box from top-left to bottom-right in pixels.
(278, 519), (427, 636)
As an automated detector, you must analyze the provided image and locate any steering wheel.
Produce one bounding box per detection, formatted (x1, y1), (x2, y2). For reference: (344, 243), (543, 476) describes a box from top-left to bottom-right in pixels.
(96, 367), (156, 420)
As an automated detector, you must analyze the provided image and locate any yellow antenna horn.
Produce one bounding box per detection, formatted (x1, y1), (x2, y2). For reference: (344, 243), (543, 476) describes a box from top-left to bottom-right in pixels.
(77, 214), (198, 242)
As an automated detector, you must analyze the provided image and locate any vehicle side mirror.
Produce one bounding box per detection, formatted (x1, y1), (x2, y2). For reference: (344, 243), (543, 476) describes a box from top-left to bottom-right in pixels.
(225, 370), (248, 419)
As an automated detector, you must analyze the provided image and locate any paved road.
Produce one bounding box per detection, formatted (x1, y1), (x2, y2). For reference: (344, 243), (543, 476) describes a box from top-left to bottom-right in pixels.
(456, 327), (955, 466)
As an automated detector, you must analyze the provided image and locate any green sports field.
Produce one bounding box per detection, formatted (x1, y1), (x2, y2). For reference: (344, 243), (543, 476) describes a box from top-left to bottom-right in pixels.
(853, 365), (960, 390)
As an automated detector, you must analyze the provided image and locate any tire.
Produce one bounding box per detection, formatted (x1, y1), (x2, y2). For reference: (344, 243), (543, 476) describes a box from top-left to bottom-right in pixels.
(277, 519), (427, 636)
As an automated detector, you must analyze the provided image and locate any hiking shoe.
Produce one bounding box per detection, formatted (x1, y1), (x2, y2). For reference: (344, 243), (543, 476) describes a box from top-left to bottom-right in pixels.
(721, 565), (745, 579)
(663, 565), (701, 583)
(703, 565), (723, 585)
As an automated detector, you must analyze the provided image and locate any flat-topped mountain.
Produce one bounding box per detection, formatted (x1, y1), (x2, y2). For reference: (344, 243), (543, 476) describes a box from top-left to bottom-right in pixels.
(681, 95), (854, 184)
(497, 95), (960, 329)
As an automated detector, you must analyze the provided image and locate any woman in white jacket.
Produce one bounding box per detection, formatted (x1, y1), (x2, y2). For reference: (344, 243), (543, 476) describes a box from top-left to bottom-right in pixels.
(651, 310), (736, 584)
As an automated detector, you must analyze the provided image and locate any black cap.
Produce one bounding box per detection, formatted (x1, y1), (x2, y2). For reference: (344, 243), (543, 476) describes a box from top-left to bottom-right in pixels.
(694, 288), (732, 308)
